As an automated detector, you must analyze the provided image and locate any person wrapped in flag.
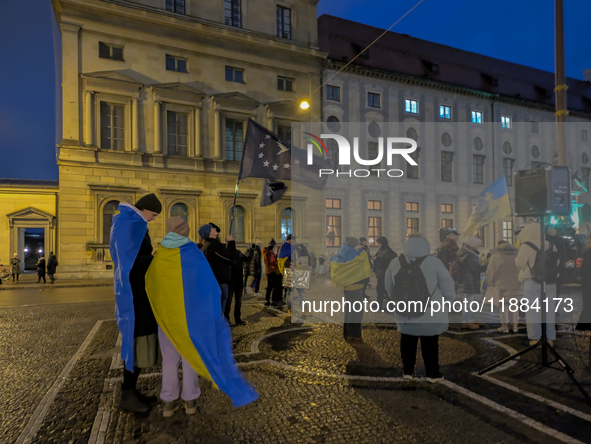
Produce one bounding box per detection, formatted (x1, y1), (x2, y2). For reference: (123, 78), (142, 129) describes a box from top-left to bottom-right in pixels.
(110, 193), (163, 414)
(145, 218), (259, 409)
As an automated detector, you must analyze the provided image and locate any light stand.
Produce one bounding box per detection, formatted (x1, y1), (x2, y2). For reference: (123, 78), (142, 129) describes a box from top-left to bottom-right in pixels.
(478, 217), (591, 405)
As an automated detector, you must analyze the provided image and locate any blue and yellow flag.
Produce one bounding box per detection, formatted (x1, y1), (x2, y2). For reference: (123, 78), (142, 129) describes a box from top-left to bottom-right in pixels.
(145, 241), (259, 408)
(110, 203), (147, 371)
(462, 176), (512, 235)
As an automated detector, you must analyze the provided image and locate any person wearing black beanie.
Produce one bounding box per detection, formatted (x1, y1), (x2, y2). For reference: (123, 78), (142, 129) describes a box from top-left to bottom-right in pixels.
(135, 193), (162, 215)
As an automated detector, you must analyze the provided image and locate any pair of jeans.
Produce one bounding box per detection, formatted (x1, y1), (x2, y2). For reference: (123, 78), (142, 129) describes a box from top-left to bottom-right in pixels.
(343, 287), (364, 339)
(400, 333), (440, 377)
(250, 274), (261, 293)
(226, 280), (243, 322)
(219, 283), (229, 316)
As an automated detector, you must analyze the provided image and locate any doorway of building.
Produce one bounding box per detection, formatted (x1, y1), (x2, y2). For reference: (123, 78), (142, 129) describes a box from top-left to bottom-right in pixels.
(23, 228), (45, 271)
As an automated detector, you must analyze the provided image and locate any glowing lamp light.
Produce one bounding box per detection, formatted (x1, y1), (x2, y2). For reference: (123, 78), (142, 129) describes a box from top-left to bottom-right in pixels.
(549, 216), (559, 225)
(24, 248), (29, 253)
(39, 249), (43, 254)
(299, 100), (310, 110)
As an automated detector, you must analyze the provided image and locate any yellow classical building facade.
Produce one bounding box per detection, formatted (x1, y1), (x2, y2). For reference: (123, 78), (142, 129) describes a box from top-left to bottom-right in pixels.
(51, 0), (325, 278)
(0, 180), (59, 272)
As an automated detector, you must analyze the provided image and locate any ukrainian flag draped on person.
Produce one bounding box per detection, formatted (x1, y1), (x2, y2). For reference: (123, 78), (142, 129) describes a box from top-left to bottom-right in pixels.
(145, 236), (258, 408)
(462, 176), (512, 236)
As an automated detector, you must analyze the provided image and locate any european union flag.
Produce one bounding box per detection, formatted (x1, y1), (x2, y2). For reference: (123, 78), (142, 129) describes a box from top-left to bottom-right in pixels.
(238, 119), (331, 190)
(462, 176), (512, 235)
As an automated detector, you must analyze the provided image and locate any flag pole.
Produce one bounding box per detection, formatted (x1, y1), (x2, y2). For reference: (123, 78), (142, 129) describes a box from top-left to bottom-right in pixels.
(230, 119), (253, 237)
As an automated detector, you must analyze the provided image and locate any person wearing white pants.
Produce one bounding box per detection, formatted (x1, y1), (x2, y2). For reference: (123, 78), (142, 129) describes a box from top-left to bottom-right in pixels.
(158, 327), (201, 417)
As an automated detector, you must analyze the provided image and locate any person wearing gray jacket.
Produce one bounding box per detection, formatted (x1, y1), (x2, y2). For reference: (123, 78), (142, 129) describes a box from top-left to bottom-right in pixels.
(385, 234), (456, 382)
(484, 240), (522, 333)
(515, 222), (557, 346)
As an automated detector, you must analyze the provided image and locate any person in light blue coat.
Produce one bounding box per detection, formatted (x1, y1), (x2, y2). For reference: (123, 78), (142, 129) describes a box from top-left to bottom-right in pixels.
(385, 234), (456, 381)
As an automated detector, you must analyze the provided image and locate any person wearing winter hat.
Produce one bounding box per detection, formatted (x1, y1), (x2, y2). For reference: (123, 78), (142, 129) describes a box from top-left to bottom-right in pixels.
(372, 236), (398, 307)
(110, 193), (162, 413)
(456, 237), (487, 330)
(199, 223), (235, 313)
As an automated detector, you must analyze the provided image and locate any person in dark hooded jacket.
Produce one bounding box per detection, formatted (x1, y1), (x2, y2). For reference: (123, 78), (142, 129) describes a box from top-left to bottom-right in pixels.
(372, 236), (397, 305)
(226, 243), (250, 325)
(456, 237), (487, 329)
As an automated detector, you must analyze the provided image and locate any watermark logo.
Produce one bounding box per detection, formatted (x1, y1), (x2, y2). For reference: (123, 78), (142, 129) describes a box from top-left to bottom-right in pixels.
(303, 133), (417, 178)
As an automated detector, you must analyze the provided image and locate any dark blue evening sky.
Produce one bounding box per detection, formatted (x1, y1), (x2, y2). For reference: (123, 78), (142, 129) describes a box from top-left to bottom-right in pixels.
(1, 0), (590, 180)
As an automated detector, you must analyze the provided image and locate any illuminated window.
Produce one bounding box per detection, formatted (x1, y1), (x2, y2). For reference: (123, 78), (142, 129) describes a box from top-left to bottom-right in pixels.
(167, 111), (188, 156)
(501, 116), (512, 129)
(406, 202), (419, 212)
(474, 228), (485, 247)
(471, 111), (483, 124)
(326, 198), (341, 209)
(281, 208), (292, 241)
(368, 217), (382, 244)
(439, 105), (451, 119)
(502, 221), (514, 244)
(473, 155), (485, 184)
(368, 200), (382, 210)
(442, 219), (454, 229)
(406, 218), (419, 237)
(326, 216), (341, 247)
(405, 99), (418, 114)
(441, 204), (453, 213)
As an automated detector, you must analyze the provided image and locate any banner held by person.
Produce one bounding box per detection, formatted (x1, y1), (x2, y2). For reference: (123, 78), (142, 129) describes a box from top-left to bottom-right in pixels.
(261, 179), (288, 207)
(462, 176), (511, 235)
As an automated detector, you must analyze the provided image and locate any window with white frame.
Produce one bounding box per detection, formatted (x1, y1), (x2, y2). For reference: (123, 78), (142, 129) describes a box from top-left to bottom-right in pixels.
(281, 208), (293, 241)
(439, 105), (451, 119)
(100, 102), (125, 150)
(501, 116), (512, 129)
(441, 204), (453, 213)
(277, 76), (294, 92)
(232, 205), (246, 242)
(225, 119), (244, 161)
(166, 54), (187, 73)
(502, 220), (514, 244)
(471, 111), (483, 124)
(276, 5), (291, 39)
(405, 99), (418, 114)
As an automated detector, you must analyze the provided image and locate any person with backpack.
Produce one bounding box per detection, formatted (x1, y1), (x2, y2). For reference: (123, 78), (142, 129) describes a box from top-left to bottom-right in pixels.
(515, 222), (558, 346)
(372, 236), (398, 307)
(456, 237), (487, 330)
(385, 233), (456, 382)
(484, 240), (522, 333)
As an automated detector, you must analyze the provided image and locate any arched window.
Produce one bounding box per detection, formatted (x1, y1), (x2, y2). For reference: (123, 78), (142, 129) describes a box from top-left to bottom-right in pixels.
(232, 205), (245, 243)
(170, 202), (188, 222)
(281, 208), (293, 241)
(103, 200), (120, 244)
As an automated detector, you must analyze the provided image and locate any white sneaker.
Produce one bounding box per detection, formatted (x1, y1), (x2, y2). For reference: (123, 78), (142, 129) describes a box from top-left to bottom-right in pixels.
(162, 401), (178, 418)
(497, 327), (509, 334)
(403, 373), (415, 381)
(184, 400), (197, 415)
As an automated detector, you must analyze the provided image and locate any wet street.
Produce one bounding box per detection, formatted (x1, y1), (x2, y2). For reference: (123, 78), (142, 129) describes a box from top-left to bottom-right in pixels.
(2, 281), (591, 443)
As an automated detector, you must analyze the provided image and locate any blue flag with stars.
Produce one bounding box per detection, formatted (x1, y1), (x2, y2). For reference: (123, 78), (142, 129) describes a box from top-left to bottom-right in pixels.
(238, 119), (331, 190)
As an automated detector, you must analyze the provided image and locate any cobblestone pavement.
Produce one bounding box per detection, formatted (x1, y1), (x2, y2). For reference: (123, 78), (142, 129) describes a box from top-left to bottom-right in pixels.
(2, 280), (591, 444)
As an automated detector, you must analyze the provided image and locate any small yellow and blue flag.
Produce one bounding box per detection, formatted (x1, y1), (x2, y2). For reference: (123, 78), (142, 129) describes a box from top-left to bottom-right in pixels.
(462, 176), (512, 235)
(145, 241), (258, 408)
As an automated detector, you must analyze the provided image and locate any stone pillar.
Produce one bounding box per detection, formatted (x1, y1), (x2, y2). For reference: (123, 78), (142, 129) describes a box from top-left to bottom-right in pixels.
(154, 101), (161, 153)
(60, 22), (81, 142)
(84, 91), (93, 146)
(214, 108), (221, 159)
(131, 98), (139, 151)
(194, 108), (201, 157)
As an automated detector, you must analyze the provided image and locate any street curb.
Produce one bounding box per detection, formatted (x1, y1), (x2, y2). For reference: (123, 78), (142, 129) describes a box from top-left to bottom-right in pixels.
(0, 283), (112, 291)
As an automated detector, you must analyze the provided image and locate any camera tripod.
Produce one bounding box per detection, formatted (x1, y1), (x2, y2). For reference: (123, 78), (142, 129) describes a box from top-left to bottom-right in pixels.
(478, 218), (591, 405)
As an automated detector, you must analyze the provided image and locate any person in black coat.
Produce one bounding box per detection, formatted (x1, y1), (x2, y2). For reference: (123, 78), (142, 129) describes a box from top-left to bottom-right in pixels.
(36, 256), (46, 283)
(226, 243), (251, 325)
(457, 237), (487, 329)
(576, 237), (591, 331)
(47, 252), (58, 283)
(372, 236), (397, 304)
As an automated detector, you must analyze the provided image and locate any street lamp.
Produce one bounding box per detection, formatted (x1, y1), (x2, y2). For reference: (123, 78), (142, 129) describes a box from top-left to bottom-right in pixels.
(299, 100), (310, 110)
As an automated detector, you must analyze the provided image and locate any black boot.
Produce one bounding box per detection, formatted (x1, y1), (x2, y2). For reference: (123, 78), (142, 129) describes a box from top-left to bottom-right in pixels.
(135, 390), (158, 406)
(120, 389), (149, 413)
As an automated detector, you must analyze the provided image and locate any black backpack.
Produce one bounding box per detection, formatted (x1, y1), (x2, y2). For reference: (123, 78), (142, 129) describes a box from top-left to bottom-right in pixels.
(393, 254), (437, 317)
(524, 241), (559, 284)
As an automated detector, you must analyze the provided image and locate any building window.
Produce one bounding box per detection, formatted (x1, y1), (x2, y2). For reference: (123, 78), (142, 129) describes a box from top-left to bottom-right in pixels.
(471, 111), (483, 124)
(501, 116), (512, 129)
(326, 198), (341, 209)
(100, 102), (125, 150)
(98, 42), (124, 61)
(502, 221), (514, 244)
(326, 139), (338, 168)
(276, 125), (291, 145)
(368, 217), (382, 244)
(368, 200), (382, 210)
(407, 148), (419, 179)
(583, 130), (589, 142)
(406, 202), (419, 212)
(170, 203), (188, 222)
(474, 228), (485, 247)
(473, 155), (485, 184)
(368, 122), (381, 138)
(326, 116), (340, 132)
(326, 85), (340, 101)
(582, 153), (589, 165)
(368, 92), (381, 108)
(442, 219), (454, 229)
(406, 218), (419, 237)
(225, 66), (244, 83)
(582, 168), (591, 188)
(503, 141), (512, 155)
(326, 216), (341, 247)
(473, 137), (483, 151)
(165, 0), (185, 14)
(224, 0), (241, 27)
(225, 119), (244, 161)
(103, 200), (120, 244)
(281, 208), (292, 241)
(166, 111), (188, 156)
(277, 76), (294, 92)
(232, 205), (245, 242)
(439, 105), (451, 119)
(441, 204), (453, 213)
(531, 145), (540, 158)
(503, 158), (514, 186)
(441, 151), (454, 182)
(531, 121), (539, 133)
(405, 99), (418, 114)
(276, 6), (291, 39)
(165, 55), (187, 73)
(441, 132), (452, 147)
